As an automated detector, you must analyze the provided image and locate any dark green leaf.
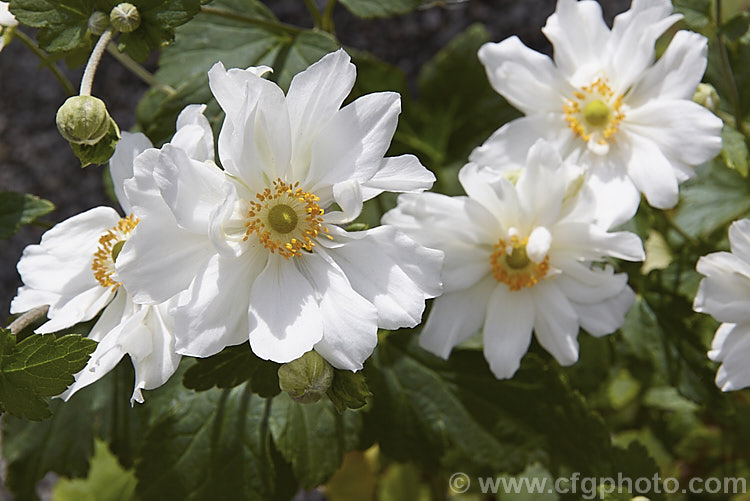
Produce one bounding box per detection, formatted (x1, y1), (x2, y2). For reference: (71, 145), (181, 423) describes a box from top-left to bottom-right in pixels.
(0, 191), (55, 239)
(268, 392), (362, 489)
(70, 118), (121, 167)
(9, 0), (94, 53)
(720, 123), (749, 177)
(0, 329), (96, 421)
(327, 370), (371, 412)
(181, 343), (278, 393)
(673, 0), (712, 30)
(337, 0), (422, 18)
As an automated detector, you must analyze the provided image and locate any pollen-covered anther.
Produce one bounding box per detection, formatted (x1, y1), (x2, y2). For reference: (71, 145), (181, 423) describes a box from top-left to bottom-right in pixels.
(563, 77), (625, 146)
(490, 236), (549, 291)
(92, 214), (139, 289)
(243, 178), (331, 259)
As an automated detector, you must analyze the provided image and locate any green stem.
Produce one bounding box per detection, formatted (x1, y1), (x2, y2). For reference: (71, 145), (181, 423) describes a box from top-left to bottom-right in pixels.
(80, 27), (114, 96)
(302, 0), (323, 27)
(715, 0), (749, 140)
(200, 5), (303, 35)
(321, 0), (337, 33)
(106, 43), (175, 95)
(13, 30), (75, 96)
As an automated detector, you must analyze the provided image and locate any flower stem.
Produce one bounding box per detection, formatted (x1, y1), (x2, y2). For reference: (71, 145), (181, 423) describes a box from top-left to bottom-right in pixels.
(80, 27), (114, 96)
(200, 6), (303, 35)
(7, 305), (49, 336)
(715, 0), (749, 139)
(321, 0), (337, 33)
(13, 30), (75, 96)
(106, 42), (176, 96)
(302, 0), (323, 27)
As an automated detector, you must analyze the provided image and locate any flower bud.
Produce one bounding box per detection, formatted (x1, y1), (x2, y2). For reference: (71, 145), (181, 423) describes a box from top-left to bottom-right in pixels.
(56, 96), (112, 146)
(278, 351), (334, 404)
(693, 83), (719, 113)
(88, 11), (110, 36)
(110, 3), (140, 33)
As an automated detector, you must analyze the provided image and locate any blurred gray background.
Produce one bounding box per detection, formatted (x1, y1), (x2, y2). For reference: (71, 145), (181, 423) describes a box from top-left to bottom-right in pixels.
(0, 0), (630, 322)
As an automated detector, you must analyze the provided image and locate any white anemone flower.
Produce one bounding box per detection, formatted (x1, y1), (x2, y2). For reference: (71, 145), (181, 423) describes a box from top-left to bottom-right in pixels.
(383, 140), (645, 379)
(0, 2), (18, 52)
(470, 0), (722, 228)
(694, 219), (750, 391)
(10, 132), (181, 404)
(116, 49), (443, 371)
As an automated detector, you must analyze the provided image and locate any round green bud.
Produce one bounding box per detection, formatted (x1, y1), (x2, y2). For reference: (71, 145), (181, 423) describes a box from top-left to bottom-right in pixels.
(88, 11), (110, 36)
(278, 351), (334, 404)
(110, 3), (140, 33)
(56, 96), (112, 146)
(693, 83), (719, 112)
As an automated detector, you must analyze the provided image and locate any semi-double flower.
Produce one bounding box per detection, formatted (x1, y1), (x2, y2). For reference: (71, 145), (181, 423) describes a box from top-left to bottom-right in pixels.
(384, 140), (645, 378)
(471, 0), (722, 228)
(117, 50), (442, 370)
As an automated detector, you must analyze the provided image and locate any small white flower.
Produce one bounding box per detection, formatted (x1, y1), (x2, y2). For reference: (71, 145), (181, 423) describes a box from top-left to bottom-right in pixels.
(117, 50), (442, 371)
(11, 132), (180, 404)
(0, 2), (18, 53)
(384, 140), (645, 379)
(694, 219), (750, 391)
(471, 0), (722, 228)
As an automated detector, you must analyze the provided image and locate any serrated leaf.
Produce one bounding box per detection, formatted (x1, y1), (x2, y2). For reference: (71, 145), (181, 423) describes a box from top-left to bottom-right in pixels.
(268, 392), (362, 489)
(136, 0), (339, 145)
(70, 118), (121, 167)
(9, 0), (94, 53)
(0, 191), (55, 239)
(337, 0), (422, 18)
(327, 370), (371, 412)
(720, 124), (749, 177)
(181, 343), (278, 393)
(135, 384), (295, 501)
(0, 329), (96, 421)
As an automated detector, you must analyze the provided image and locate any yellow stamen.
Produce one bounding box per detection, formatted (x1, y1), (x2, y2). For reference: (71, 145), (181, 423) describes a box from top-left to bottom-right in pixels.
(490, 236), (549, 290)
(92, 214), (139, 289)
(243, 178), (332, 259)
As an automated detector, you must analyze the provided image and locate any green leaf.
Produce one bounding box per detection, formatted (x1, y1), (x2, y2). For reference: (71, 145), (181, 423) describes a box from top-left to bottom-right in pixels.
(268, 392), (362, 489)
(0, 191), (55, 239)
(136, 0), (339, 145)
(70, 118), (121, 167)
(674, 0), (712, 30)
(9, 0), (94, 53)
(53, 439), (137, 501)
(365, 334), (619, 476)
(0, 329), (97, 421)
(135, 384), (295, 501)
(673, 160), (750, 238)
(181, 343), (276, 392)
(327, 370), (372, 412)
(337, 0), (422, 18)
(720, 124), (749, 177)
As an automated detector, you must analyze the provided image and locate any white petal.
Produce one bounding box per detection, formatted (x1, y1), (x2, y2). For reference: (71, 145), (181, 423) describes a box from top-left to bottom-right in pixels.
(36, 286), (115, 334)
(531, 281), (580, 366)
(325, 226), (443, 329)
(551, 221), (645, 262)
(299, 252), (378, 371)
(10, 287), (59, 316)
(694, 252), (750, 323)
(153, 144), (227, 233)
(329, 179), (363, 224)
(248, 255), (324, 363)
(516, 140), (566, 227)
(59, 327), (126, 401)
(109, 132), (152, 214)
(287, 49), (356, 179)
(729, 219), (750, 264)
(207, 62), (272, 127)
(572, 284), (635, 336)
(627, 30), (708, 106)
(708, 322), (750, 391)
(478, 37), (573, 114)
(542, 0), (609, 82)
(527, 227), (552, 263)
(554, 260), (627, 304)
(482, 285), (534, 379)
(622, 133), (679, 209)
(173, 253), (263, 357)
(573, 156), (641, 229)
(308, 92), (401, 191)
(458, 163), (519, 228)
(0, 3), (17, 27)
(420, 275), (496, 359)
(173, 104), (215, 162)
(624, 100), (723, 169)
(360, 155), (435, 201)
(87, 287), (128, 342)
(606, 0), (681, 92)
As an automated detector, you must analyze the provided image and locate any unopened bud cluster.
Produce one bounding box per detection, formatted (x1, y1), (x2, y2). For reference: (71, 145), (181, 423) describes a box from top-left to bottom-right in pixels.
(56, 96), (112, 145)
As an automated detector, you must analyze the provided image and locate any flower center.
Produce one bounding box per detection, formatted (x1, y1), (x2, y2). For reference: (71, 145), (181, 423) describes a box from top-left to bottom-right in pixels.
(490, 236), (549, 291)
(563, 78), (625, 153)
(243, 178), (331, 259)
(92, 214), (139, 289)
